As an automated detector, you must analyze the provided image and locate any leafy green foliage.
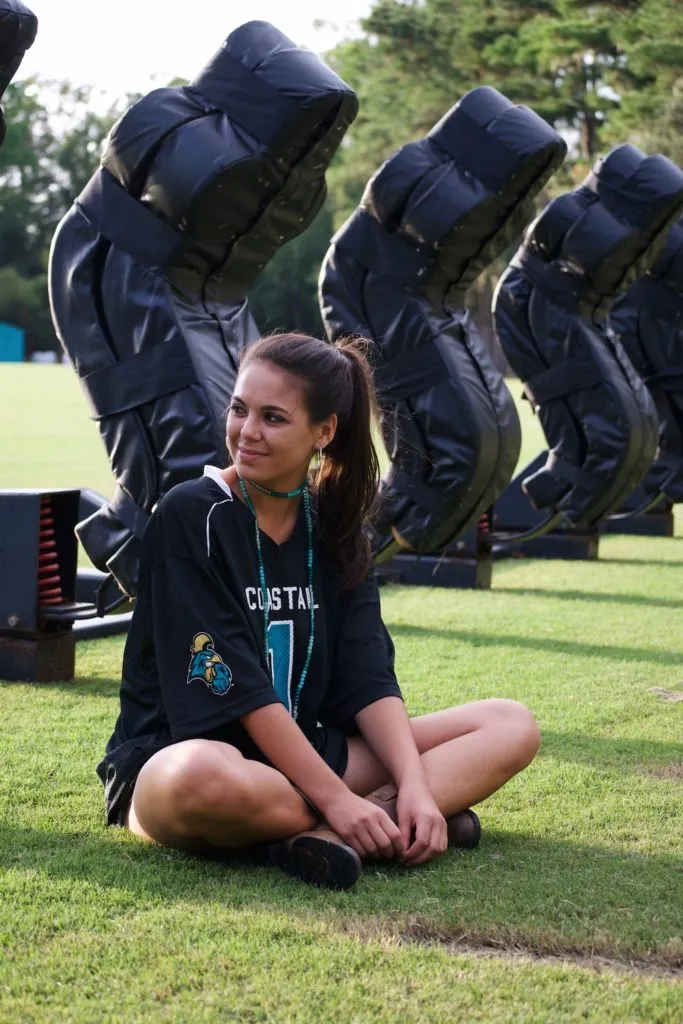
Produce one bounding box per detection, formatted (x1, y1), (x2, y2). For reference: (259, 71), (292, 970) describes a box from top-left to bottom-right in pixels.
(0, 79), (134, 353)
(634, 98), (683, 168)
(327, 0), (683, 218)
(247, 201), (335, 338)
(0, 78), (133, 277)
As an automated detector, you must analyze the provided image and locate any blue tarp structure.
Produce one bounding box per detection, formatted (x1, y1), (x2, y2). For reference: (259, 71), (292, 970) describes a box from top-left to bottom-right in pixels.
(0, 321), (24, 361)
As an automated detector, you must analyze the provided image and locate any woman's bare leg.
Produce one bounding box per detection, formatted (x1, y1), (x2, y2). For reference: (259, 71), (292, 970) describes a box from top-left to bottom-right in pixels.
(124, 700), (539, 855)
(125, 738), (316, 850)
(343, 698), (541, 816)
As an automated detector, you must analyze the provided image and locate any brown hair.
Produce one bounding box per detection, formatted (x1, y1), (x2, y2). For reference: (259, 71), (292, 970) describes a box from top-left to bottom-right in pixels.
(239, 332), (380, 589)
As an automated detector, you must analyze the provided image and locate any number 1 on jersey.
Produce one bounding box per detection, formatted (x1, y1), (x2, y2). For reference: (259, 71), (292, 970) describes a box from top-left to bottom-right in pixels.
(267, 620), (294, 713)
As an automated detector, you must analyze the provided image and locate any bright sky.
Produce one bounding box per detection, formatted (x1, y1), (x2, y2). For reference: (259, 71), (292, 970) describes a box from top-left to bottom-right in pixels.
(17, 1), (373, 99)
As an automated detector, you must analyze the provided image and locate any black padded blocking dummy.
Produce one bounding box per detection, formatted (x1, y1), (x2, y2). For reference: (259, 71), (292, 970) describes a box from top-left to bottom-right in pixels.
(49, 22), (358, 596)
(493, 144), (683, 529)
(609, 216), (683, 503)
(320, 86), (566, 560)
(0, 0), (37, 147)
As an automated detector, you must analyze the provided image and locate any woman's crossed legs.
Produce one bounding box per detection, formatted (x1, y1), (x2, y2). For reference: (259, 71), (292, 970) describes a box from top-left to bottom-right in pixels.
(126, 698), (540, 858)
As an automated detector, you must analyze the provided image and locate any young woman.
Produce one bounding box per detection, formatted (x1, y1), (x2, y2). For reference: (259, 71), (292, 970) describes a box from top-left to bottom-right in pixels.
(98, 332), (540, 890)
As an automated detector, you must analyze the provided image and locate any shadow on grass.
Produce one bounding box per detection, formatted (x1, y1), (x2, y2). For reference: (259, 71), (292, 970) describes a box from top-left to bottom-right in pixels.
(492, 587), (683, 611)
(1, 820), (681, 963)
(597, 556), (683, 568)
(390, 624), (682, 666)
(0, 675), (123, 698)
(538, 731), (683, 771)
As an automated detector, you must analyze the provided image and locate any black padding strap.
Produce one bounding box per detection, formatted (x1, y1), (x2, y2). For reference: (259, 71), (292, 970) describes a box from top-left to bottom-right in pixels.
(109, 485), (149, 540)
(337, 211), (431, 284)
(546, 451), (606, 493)
(657, 449), (683, 472)
(629, 276), (683, 320)
(390, 471), (442, 513)
(545, 452), (578, 484)
(645, 367), (683, 392)
(513, 249), (600, 309)
(82, 338), (199, 419)
(374, 343), (448, 401)
(523, 359), (603, 406)
(77, 169), (184, 266)
(429, 109), (520, 192)
(191, 53), (298, 147)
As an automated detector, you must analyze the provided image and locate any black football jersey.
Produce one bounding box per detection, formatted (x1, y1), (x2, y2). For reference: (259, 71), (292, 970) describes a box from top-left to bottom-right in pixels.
(99, 467), (402, 783)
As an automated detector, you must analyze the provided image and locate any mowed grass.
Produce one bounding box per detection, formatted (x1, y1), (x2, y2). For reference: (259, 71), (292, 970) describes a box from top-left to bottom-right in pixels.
(0, 364), (114, 496)
(0, 364), (682, 1022)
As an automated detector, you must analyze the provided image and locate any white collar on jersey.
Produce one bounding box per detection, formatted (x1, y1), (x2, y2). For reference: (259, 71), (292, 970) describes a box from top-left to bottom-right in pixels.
(203, 465), (234, 500)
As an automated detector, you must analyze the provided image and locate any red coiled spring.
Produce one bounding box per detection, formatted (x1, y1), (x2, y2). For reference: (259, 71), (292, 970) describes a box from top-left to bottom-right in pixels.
(38, 495), (64, 606)
(477, 509), (493, 555)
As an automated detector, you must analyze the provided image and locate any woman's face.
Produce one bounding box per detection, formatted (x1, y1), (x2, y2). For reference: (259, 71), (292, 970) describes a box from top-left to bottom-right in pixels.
(226, 359), (336, 490)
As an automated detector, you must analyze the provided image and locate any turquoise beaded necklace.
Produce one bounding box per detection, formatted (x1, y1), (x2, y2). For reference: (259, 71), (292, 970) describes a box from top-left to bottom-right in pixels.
(238, 476), (315, 722)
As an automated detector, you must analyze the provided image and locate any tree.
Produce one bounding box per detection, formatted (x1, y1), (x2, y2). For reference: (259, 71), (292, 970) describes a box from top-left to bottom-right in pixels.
(0, 79), (138, 351)
(606, 0), (683, 152)
(0, 79), (130, 351)
(0, 78), (132, 277)
(248, 201), (336, 339)
(326, 0), (567, 217)
(0, 78), (134, 351)
(325, 0), (682, 221)
(632, 97), (683, 167)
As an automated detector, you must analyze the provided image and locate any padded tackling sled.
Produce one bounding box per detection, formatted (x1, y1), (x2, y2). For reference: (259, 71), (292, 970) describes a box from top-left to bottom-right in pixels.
(609, 216), (683, 505)
(492, 144), (683, 545)
(49, 22), (358, 598)
(320, 86), (566, 563)
(0, 0), (37, 147)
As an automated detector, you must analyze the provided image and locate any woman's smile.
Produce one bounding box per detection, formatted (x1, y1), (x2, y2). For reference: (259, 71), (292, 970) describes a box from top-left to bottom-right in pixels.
(237, 446), (267, 462)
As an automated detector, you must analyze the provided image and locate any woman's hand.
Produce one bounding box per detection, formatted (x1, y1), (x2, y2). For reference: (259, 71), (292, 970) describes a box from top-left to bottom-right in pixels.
(396, 781), (448, 866)
(322, 790), (404, 861)
(353, 698), (447, 865)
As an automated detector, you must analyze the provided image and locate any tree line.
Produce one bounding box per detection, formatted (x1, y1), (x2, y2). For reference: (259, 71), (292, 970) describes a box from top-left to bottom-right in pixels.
(1, 0), (681, 356)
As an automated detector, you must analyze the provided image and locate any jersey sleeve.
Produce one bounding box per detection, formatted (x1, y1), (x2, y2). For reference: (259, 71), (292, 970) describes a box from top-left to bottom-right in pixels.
(145, 491), (280, 741)
(150, 555), (281, 740)
(319, 573), (403, 734)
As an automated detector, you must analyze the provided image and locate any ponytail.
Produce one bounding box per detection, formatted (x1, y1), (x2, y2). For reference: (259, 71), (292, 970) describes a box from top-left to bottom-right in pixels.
(316, 338), (380, 589)
(239, 332), (381, 589)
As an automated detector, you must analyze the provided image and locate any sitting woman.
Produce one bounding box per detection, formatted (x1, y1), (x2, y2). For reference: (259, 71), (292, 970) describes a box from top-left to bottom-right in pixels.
(98, 332), (540, 890)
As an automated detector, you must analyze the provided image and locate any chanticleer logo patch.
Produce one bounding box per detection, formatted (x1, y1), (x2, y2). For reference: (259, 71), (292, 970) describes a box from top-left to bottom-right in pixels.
(187, 633), (233, 696)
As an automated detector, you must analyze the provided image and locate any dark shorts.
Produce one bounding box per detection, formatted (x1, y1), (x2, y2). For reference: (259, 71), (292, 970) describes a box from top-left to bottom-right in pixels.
(98, 726), (349, 828)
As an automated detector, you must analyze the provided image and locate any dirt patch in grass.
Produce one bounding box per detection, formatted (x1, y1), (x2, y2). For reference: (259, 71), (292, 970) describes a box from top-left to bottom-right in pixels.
(638, 761), (683, 781)
(649, 687), (683, 703)
(339, 916), (683, 979)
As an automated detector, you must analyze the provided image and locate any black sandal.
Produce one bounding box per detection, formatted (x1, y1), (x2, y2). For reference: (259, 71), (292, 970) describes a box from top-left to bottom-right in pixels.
(262, 827), (362, 890)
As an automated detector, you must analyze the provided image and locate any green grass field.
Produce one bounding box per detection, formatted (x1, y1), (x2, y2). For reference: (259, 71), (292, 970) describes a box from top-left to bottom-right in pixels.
(0, 365), (681, 1022)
